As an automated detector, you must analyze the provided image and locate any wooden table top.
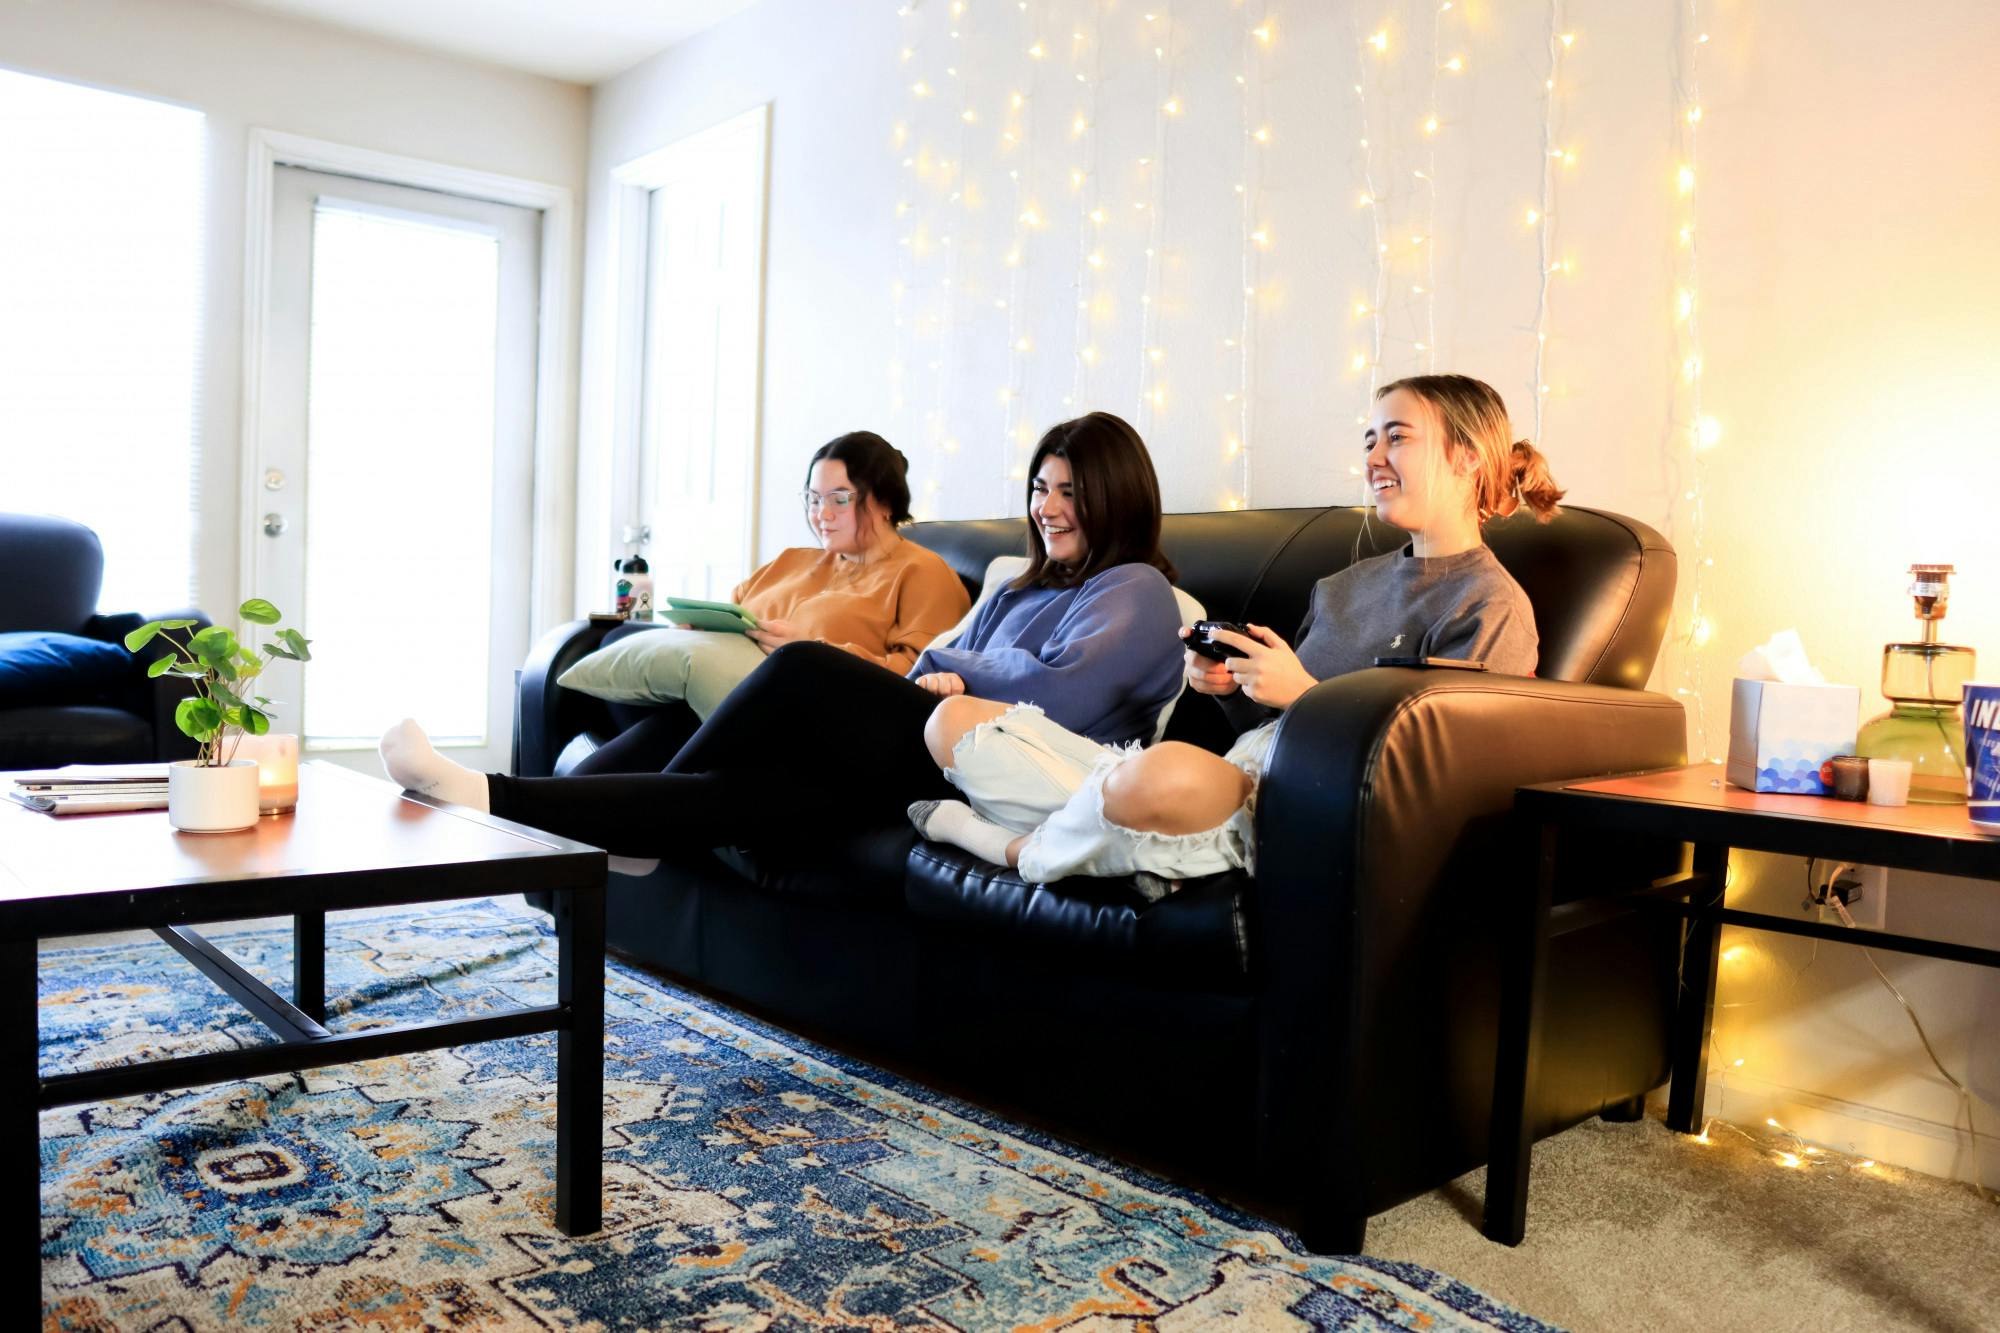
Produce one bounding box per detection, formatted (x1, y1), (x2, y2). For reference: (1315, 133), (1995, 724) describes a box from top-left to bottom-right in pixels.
(0, 764), (603, 932)
(1519, 763), (2000, 878)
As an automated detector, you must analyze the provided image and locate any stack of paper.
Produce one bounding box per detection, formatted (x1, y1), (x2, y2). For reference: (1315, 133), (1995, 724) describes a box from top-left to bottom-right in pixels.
(9, 764), (170, 816)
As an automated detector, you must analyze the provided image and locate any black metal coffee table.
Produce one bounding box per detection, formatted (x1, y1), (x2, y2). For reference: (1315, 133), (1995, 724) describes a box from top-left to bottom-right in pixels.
(2, 763), (608, 1307)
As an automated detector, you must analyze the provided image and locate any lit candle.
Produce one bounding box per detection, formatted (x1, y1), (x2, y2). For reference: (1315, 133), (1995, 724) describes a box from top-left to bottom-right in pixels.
(236, 732), (298, 814)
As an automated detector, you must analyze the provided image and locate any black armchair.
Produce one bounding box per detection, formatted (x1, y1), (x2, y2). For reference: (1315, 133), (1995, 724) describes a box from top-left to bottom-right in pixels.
(0, 513), (210, 768)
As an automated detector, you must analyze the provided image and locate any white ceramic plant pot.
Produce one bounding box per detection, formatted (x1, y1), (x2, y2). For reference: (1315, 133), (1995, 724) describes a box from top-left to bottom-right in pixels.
(167, 759), (261, 833)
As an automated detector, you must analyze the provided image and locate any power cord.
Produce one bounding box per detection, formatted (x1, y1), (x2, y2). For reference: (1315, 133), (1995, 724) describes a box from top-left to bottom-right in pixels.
(1811, 859), (1996, 1203)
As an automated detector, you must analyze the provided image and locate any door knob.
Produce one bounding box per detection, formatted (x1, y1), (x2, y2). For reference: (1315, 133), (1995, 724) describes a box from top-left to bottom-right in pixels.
(263, 513), (289, 537)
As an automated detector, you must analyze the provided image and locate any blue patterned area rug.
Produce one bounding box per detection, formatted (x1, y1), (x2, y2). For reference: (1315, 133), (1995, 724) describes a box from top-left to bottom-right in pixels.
(40, 900), (1557, 1331)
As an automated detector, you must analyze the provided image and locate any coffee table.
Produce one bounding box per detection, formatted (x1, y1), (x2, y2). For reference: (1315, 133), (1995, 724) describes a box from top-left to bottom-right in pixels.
(3, 762), (609, 1298)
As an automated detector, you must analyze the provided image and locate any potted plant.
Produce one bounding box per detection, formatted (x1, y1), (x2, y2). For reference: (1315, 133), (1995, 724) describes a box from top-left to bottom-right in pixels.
(125, 600), (312, 832)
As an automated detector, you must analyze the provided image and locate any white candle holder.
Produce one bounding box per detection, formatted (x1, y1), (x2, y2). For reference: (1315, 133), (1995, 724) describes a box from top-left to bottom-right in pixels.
(235, 732), (300, 814)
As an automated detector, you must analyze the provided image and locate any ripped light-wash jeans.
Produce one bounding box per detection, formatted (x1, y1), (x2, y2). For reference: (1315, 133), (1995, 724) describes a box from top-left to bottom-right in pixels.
(944, 703), (1279, 890)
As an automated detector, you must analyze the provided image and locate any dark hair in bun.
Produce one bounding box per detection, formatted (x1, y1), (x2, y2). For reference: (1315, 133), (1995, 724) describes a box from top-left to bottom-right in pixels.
(807, 431), (913, 527)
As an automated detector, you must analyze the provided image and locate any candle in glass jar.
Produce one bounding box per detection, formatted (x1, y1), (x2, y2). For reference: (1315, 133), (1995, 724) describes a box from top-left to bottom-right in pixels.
(235, 733), (299, 813)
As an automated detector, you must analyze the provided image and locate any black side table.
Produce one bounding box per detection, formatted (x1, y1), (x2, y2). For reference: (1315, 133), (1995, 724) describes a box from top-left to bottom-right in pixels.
(1484, 762), (2000, 1245)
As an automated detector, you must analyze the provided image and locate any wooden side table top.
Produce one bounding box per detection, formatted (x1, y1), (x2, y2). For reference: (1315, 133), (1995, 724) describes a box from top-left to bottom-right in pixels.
(0, 763), (604, 936)
(1518, 763), (2000, 879)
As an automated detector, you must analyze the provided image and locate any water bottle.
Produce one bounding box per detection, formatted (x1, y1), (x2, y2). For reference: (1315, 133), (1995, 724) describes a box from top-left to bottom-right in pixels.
(616, 553), (653, 621)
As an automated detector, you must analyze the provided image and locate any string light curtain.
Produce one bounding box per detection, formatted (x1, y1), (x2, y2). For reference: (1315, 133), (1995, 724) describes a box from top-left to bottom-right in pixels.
(1674, 2), (1719, 759)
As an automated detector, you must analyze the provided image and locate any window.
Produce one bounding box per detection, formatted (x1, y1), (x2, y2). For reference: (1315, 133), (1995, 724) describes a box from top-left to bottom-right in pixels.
(0, 68), (204, 613)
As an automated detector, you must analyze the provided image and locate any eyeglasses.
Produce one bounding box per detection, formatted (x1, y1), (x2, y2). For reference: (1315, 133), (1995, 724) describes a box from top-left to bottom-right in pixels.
(801, 489), (860, 512)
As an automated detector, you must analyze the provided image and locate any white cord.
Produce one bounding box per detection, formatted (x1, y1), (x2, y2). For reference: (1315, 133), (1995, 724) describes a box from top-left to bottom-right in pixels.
(1818, 862), (1995, 1203)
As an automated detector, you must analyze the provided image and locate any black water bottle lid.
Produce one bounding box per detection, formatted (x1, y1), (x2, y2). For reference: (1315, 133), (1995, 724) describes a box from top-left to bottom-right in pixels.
(623, 554), (649, 574)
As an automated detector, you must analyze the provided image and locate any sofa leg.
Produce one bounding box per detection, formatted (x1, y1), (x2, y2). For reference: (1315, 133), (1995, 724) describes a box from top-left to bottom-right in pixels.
(1299, 1208), (1367, 1256)
(1600, 1093), (1647, 1123)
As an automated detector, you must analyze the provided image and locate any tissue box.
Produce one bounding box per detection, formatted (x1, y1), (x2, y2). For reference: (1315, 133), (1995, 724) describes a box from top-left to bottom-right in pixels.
(1726, 678), (1860, 794)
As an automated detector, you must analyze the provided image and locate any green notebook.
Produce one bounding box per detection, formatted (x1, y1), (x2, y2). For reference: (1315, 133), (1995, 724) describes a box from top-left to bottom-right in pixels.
(664, 596), (759, 634)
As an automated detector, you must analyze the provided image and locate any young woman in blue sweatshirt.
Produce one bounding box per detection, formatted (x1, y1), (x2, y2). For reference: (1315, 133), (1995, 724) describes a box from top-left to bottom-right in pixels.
(378, 413), (1185, 857)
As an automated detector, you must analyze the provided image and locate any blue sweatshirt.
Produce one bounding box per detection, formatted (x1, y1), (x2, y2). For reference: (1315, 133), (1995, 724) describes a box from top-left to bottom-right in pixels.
(910, 562), (1184, 746)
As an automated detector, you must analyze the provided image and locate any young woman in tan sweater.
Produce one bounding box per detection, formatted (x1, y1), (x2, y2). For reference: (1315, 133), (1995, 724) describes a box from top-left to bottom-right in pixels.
(557, 431), (969, 773)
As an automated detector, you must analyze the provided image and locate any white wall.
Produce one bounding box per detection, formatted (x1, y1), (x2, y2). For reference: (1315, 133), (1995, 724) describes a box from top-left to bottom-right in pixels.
(0, 0), (590, 615)
(588, 0), (2000, 1186)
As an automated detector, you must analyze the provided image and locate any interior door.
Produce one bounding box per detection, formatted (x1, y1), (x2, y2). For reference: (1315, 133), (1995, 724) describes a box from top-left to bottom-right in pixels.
(635, 109), (767, 601)
(259, 166), (539, 773)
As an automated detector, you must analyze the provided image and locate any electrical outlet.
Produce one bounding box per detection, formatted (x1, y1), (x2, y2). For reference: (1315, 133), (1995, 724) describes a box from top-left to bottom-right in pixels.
(1821, 864), (1889, 930)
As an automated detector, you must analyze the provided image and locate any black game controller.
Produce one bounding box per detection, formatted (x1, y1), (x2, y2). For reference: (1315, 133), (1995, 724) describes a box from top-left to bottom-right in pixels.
(1187, 620), (1251, 661)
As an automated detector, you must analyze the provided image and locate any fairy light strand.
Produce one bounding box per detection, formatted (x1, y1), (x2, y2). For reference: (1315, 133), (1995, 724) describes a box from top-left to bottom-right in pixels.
(889, 6), (922, 451)
(1000, 0), (1042, 513)
(1350, 12), (1389, 496)
(927, 0), (974, 513)
(1067, 0), (1106, 409)
(1136, 2), (1175, 436)
(1530, 0), (1565, 445)
(1232, 0), (1269, 510)
(1677, 0), (1715, 759)
(1419, 0), (1449, 370)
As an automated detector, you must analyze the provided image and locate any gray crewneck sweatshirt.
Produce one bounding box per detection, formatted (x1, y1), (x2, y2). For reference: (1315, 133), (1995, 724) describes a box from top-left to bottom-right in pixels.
(1218, 543), (1537, 734)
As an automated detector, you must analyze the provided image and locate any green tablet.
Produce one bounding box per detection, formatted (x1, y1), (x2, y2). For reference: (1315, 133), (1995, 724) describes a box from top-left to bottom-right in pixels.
(664, 596), (759, 634)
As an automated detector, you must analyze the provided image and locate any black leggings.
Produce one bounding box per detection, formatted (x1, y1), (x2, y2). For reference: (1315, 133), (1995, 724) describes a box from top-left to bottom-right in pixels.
(487, 642), (952, 856)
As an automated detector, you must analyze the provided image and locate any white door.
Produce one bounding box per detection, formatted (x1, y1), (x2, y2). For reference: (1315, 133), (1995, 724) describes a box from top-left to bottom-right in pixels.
(258, 166), (539, 773)
(630, 108), (768, 600)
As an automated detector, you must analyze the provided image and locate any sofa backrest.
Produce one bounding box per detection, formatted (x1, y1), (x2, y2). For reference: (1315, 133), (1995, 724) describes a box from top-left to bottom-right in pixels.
(904, 503), (1676, 691)
(0, 513), (104, 634)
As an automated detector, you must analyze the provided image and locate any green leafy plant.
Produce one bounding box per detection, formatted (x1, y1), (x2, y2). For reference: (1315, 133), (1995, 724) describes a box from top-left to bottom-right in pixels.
(124, 600), (313, 766)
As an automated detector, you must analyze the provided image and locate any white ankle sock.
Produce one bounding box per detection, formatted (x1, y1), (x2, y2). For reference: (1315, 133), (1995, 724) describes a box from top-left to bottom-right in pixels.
(379, 719), (490, 812)
(909, 799), (1018, 867)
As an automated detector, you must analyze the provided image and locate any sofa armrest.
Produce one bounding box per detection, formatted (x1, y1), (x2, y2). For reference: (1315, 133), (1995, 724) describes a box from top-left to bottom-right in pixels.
(82, 606), (212, 762)
(1246, 668), (1686, 1233)
(513, 618), (621, 777)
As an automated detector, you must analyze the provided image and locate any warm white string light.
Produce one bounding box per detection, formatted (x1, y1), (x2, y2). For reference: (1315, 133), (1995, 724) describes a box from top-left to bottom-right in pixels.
(1417, 1), (1452, 370)
(890, 4), (926, 469)
(1000, 0), (1042, 512)
(1136, 2), (1175, 436)
(1529, 1), (1570, 446)
(1349, 12), (1389, 500)
(1067, 0), (1105, 409)
(1228, 0), (1269, 511)
(1674, 0), (1718, 760)
(926, 0), (975, 511)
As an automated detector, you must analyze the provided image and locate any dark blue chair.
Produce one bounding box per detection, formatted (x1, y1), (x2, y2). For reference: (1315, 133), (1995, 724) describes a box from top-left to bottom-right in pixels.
(0, 513), (210, 769)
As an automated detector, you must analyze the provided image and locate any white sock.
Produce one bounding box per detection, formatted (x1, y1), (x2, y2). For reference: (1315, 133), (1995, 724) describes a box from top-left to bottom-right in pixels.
(379, 719), (490, 812)
(607, 855), (661, 877)
(910, 799), (1018, 867)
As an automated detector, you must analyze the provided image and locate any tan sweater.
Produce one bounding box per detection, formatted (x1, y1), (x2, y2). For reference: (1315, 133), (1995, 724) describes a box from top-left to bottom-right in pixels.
(730, 538), (971, 674)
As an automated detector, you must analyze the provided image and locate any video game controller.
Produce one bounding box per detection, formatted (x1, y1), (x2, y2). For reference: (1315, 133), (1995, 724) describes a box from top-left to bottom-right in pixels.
(1187, 620), (1251, 661)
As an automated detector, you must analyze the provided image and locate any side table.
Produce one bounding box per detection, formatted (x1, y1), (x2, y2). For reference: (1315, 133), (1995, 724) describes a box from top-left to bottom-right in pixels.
(1484, 762), (2000, 1245)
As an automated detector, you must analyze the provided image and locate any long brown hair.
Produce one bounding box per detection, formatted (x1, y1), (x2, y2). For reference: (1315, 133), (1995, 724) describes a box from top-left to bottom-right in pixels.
(1375, 374), (1565, 523)
(1014, 412), (1177, 589)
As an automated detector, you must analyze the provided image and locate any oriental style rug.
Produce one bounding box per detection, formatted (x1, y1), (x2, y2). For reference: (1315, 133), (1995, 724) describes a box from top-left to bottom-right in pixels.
(38, 900), (1556, 1331)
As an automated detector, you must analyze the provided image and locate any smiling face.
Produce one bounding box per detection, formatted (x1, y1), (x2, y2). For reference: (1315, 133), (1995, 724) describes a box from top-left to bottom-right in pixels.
(805, 459), (884, 557)
(1029, 453), (1087, 567)
(1363, 386), (1478, 549)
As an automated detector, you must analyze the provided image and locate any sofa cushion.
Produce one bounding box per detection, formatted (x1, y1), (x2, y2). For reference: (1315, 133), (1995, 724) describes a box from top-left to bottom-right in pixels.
(0, 704), (152, 768)
(556, 623), (767, 713)
(0, 631), (134, 705)
(904, 839), (1252, 990)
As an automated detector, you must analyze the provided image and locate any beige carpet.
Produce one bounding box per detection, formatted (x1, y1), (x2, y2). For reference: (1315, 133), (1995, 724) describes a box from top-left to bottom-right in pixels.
(1366, 1110), (2000, 1333)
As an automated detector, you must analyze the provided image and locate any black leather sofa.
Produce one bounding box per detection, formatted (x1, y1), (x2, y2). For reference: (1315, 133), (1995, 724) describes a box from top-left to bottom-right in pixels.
(0, 513), (208, 769)
(515, 504), (1687, 1250)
